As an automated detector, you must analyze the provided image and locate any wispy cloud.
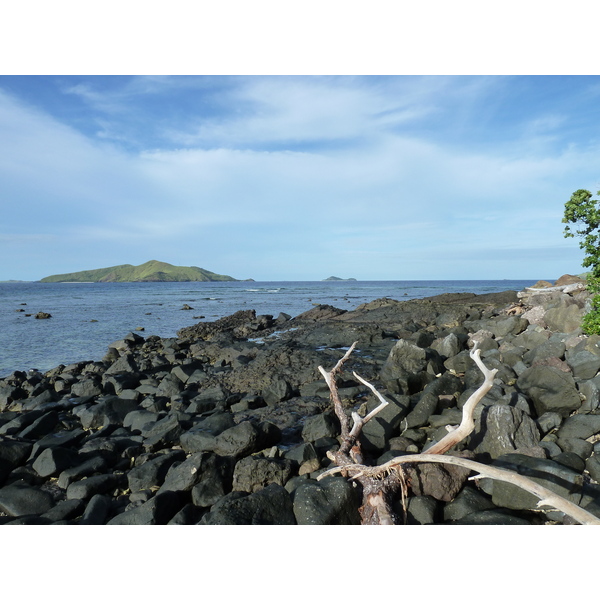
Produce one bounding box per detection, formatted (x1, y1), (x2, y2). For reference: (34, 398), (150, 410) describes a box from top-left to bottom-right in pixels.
(0, 76), (598, 280)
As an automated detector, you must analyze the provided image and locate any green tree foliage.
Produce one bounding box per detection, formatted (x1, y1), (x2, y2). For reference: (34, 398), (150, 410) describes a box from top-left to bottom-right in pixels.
(563, 188), (600, 334)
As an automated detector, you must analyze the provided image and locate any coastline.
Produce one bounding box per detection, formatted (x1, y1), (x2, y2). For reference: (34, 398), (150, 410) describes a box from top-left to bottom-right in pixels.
(1, 278), (599, 524)
(0, 279), (541, 377)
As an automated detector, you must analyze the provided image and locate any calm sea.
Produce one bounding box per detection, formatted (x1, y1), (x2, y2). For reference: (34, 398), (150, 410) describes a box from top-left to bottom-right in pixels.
(0, 279), (538, 377)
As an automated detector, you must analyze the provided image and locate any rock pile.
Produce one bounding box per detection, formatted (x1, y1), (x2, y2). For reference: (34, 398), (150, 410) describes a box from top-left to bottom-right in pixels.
(1, 275), (600, 524)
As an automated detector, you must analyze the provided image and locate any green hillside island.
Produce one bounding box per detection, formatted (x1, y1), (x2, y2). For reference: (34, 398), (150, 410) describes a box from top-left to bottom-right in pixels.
(39, 260), (239, 283)
(322, 276), (357, 281)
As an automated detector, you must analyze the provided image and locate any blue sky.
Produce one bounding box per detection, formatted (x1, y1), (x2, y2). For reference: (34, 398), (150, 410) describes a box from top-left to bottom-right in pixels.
(2, 75), (600, 281)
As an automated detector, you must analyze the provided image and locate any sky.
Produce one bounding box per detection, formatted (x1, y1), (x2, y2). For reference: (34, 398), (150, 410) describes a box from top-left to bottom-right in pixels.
(2, 74), (600, 281)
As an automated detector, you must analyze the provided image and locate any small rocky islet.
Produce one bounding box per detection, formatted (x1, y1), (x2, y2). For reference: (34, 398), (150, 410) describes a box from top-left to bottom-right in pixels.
(1, 274), (600, 525)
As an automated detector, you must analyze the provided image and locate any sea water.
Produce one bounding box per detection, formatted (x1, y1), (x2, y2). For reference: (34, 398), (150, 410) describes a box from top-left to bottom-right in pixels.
(0, 279), (538, 377)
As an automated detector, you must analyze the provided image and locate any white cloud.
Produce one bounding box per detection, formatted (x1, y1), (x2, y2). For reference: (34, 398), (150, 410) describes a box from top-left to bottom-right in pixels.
(0, 77), (598, 281)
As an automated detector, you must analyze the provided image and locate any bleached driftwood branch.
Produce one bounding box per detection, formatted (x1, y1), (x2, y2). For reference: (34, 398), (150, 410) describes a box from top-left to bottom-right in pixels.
(318, 342), (389, 459)
(318, 342), (405, 523)
(349, 371), (389, 439)
(317, 340), (600, 525)
(318, 342), (357, 444)
(523, 283), (585, 294)
(317, 453), (600, 526)
(423, 344), (497, 455)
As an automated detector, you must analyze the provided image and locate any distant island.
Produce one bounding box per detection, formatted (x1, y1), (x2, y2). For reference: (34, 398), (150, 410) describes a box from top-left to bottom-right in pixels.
(322, 276), (357, 281)
(39, 260), (239, 283)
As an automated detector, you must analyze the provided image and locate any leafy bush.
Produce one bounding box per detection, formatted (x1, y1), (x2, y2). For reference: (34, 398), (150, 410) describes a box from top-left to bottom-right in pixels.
(563, 189), (600, 334)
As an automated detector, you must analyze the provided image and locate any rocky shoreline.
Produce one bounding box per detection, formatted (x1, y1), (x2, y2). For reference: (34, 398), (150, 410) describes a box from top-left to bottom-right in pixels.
(1, 275), (600, 524)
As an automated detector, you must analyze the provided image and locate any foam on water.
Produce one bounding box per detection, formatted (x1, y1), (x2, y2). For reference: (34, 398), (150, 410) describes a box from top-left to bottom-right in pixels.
(0, 279), (538, 376)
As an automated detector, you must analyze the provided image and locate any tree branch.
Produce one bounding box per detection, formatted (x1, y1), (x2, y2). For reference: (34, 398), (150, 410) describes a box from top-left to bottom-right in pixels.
(423, 343), (497, 455)
(317, 453), (600, 525)
(318, 342), (357, 439)
(348, 370), (389, 439)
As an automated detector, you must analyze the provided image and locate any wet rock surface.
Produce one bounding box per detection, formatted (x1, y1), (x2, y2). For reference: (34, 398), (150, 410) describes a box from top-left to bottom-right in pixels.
(1, 276), (600, 524)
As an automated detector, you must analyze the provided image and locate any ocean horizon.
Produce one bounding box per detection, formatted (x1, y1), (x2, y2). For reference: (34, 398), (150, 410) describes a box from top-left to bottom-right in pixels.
(1, 279), (543, 376)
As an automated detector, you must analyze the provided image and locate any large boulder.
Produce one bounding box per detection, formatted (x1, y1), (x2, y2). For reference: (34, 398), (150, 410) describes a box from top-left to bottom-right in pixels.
(74, 395), (140, 429)
(380, 339), (428, 382)
(360, 394), (411, 452)
(0, 481), (55, 517)
(478, 453), (584, 511)
(380, 339), (440, 393)
(543, 304), (586, 334)
(159, 452), (235, 497)
(108, 491), (182, 525)
(565, 350), (600, 379)
(471, 405), (541, 459)
(517, 365), (582, 417)
(199, 484), (296, 524)
(127, 450), (186, 494)
(301, 412), (340, 443)
(406, 451), (474, 502)
(291, 477), (361, 525)
(232, 455), (294, 493)
(557, 414), (600, 441)
(213, 420), (281, 458)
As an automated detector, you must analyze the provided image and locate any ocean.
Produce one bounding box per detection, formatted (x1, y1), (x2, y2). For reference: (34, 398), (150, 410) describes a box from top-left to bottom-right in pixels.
(0, 279), (539, 377)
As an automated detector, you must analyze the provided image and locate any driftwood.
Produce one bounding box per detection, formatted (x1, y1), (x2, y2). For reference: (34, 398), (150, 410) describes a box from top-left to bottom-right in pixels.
(318, 342), (406, 524)
(318, 342), (600, 525)
(522, 283), (586, 294)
